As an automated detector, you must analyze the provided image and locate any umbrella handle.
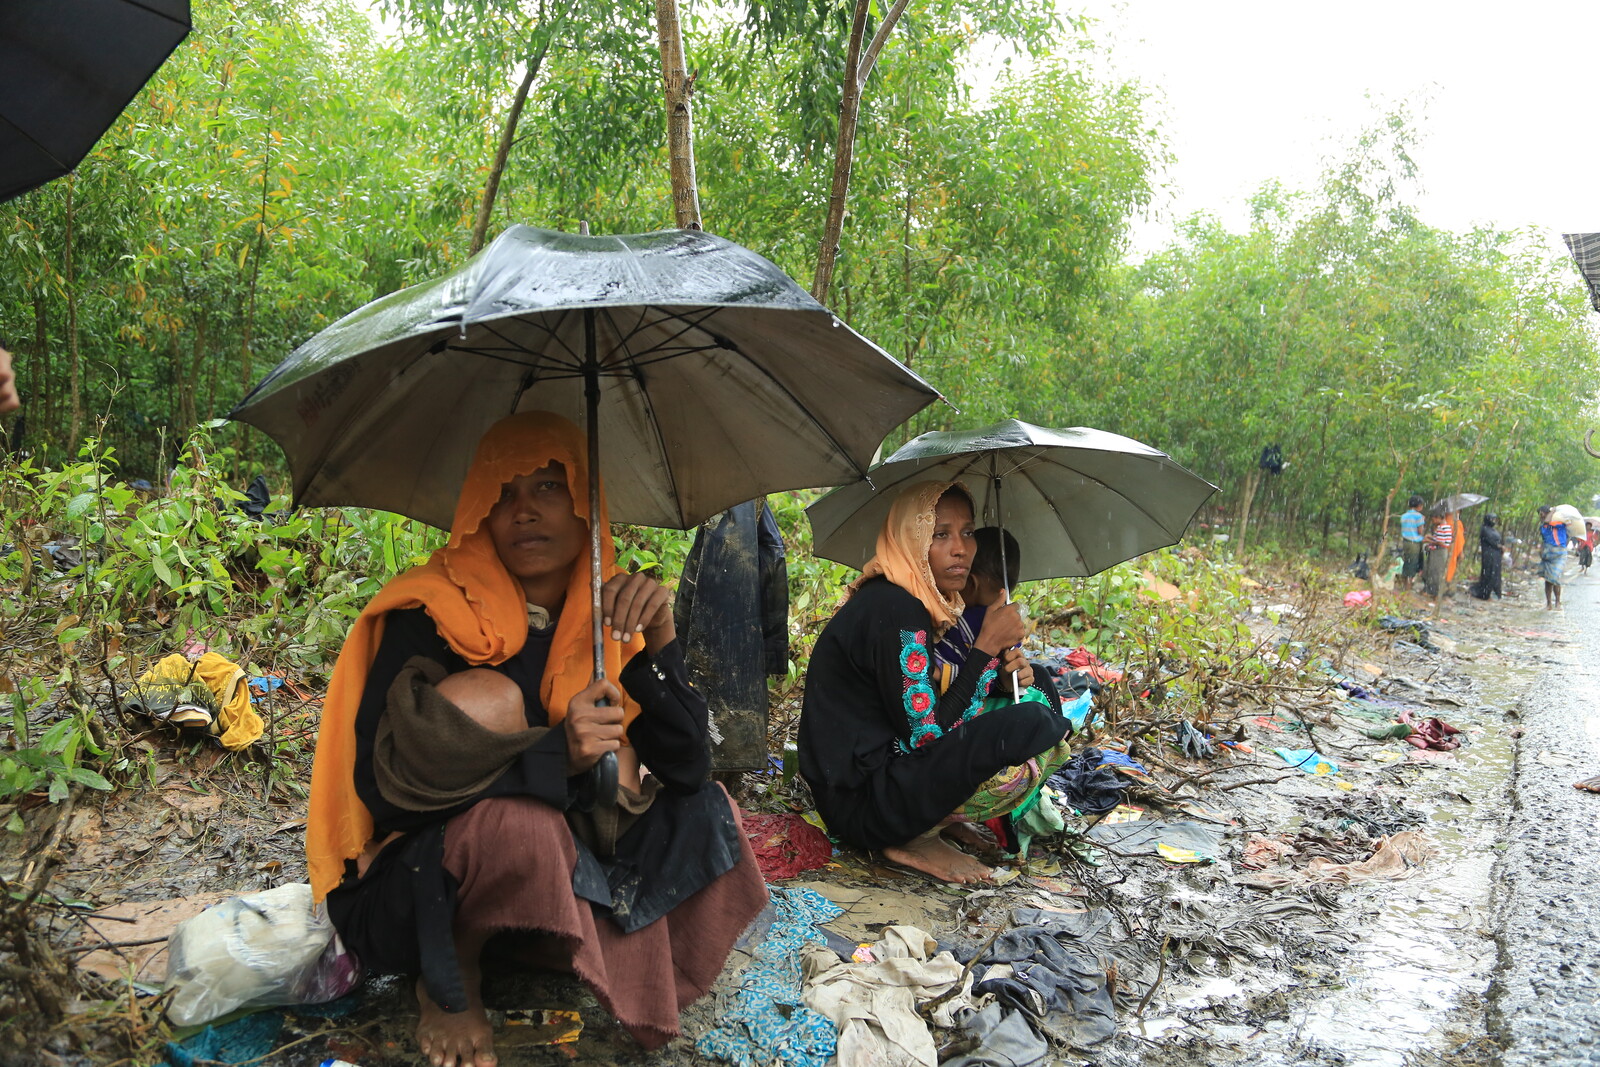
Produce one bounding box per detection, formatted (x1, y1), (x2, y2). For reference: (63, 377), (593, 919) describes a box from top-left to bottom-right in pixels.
(584, 750), (619, 813)
(1004, 586), (1022, 704)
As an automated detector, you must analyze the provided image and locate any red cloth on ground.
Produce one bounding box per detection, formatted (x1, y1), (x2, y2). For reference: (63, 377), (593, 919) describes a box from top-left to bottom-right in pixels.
(1063, 647), (1124, 684)
(741, 812), (833, 880)
(1398, 709), (1462, 751)
(443, 792), (767, 1049)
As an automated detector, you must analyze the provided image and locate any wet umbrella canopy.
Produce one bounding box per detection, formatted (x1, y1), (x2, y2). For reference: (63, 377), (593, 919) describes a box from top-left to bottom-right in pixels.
(806, 419), (1217, 580)
(231, 226), (939, 532)
(0, 0), (191, 203)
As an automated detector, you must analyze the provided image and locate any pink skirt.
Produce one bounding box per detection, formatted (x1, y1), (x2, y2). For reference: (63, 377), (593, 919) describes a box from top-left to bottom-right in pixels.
(442, 789), (767, 1049)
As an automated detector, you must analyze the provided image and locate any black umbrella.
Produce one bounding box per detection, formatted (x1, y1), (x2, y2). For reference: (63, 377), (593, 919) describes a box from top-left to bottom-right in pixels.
(0, 0), (191, 203)
(231, 224), (940, 811)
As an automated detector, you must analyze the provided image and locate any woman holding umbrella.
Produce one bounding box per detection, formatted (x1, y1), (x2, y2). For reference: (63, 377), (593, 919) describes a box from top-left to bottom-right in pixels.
(798, 481), (1072, 883)
(305, 412), (766, 1067)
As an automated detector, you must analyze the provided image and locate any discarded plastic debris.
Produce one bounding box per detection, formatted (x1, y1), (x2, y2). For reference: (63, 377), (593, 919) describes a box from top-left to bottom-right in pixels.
(1176, 720), (1215, 759)
(501, 1008), (582, 1044)
(1156, 843), (1212, 864)
(1086, 819), (1224, 861)
(1342, 590), (1373, 608)
(1274, 748), (1339, 775)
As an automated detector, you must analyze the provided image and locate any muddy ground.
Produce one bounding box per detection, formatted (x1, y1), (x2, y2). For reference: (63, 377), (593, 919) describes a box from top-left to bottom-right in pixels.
(4, 561), (1584, 1067)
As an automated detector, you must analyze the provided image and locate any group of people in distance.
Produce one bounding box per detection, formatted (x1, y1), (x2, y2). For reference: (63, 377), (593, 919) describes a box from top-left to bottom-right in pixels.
(307, 415), (1071, 1067)
(1393, 494), (1592, 611)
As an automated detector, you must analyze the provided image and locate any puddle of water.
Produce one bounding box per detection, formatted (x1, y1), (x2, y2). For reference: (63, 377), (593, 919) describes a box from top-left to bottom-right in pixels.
(1279, 711), (1513, 1064)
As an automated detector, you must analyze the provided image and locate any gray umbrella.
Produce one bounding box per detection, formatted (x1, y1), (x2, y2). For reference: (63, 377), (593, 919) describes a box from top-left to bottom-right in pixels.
(1436, 493), (1487, 513)
(806, 418), (1217, 581)
(231, 225), (937, 531)
(232, 224), (939, 813)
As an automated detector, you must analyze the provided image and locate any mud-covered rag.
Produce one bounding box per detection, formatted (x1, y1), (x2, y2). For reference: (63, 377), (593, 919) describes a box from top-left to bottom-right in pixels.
(802, 925), (975, 1067)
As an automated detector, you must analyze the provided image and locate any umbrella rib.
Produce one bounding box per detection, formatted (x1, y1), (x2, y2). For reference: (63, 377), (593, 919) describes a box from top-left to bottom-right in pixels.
(600, 305), (724, 365)
(119, 0), (193, 27)
(599, 307), (684, 523)
(474, 318), (585, 370)
(518, 310), (587, 365)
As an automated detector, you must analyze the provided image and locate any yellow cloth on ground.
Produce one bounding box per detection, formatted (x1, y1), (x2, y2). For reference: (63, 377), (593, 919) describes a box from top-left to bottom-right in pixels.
(134, 652), (263, 750)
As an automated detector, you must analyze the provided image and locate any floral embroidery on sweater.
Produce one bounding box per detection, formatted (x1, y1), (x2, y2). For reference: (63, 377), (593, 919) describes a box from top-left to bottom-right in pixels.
(900, 629), (998, 749)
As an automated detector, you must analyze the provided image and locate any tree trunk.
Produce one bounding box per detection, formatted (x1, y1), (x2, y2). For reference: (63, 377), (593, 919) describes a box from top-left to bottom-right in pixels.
(469, 34), (552, 254)
(655, 0), (701, 230)
(65, 174), (82, 452)
(1235, 465), (1261, 552)
(1369, 456), (1408, 592)
(31, 291), (47, 441)
(811, 0), (908, 304)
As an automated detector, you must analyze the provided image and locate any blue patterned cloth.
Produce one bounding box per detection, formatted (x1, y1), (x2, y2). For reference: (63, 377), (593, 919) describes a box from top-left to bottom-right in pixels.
(165, 1011), (283, 1067)
(697, 886), (842, 1067)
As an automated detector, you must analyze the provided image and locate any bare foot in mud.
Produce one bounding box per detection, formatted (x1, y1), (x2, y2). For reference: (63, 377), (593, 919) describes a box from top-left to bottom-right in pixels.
(1574, 776), (1600, 793)
(941, 821), (999, 856)
(416, 967), (497, 1067)
(884, 830), (995, 884)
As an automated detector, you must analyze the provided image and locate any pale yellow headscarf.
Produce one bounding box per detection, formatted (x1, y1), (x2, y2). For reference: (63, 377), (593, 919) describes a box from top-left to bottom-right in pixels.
(848, 480), (974, 636)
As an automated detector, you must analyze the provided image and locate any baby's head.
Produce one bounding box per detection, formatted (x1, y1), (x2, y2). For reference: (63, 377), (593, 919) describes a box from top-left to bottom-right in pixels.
(966, 526), (1021, 605)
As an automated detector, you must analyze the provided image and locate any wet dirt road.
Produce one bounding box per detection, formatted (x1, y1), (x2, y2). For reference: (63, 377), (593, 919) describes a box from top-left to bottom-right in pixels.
(1491, 572), (1600, 1065)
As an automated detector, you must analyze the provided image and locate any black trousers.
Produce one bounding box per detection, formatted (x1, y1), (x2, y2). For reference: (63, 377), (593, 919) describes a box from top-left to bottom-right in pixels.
(815, 701), (1067, 851)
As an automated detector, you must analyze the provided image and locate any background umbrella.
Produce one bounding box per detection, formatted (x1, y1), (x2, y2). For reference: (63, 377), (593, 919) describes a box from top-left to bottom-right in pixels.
(1, 0), (191, 203)
(231, 225), (940, 811)
(806, 418), (1217, 581)
(1436, 492), (1487, 513)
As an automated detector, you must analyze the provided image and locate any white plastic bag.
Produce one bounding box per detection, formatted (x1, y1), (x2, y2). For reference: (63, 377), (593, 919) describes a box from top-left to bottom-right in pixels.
(164, 882), (361, 1026)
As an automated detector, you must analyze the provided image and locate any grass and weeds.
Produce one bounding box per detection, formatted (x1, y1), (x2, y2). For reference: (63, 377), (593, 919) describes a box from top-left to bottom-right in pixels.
(0, 443), (1403, 1059)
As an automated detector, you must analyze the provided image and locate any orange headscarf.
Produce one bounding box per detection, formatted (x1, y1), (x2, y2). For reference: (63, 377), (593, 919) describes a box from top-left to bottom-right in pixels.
(848, 479), (974, 636)
(305, 411), (645, 900)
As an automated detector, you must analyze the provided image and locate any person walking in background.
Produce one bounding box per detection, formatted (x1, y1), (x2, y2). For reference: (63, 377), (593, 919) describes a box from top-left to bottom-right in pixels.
(1468, 513), (1504, 600)
(1538, 506), (1569, 610)
(1580, 521), (1596, 577)
(1421, 505), (1453, 600)
(1397, 495), (1426, 592)
(0, 346), (19, 414)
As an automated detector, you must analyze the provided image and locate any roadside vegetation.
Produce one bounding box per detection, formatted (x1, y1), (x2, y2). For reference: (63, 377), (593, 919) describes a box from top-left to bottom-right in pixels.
(4, 0), (1600, 1058)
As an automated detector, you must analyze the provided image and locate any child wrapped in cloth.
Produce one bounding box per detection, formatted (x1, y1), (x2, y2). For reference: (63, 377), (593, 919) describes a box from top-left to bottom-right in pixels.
(305, 412), (767, 1067)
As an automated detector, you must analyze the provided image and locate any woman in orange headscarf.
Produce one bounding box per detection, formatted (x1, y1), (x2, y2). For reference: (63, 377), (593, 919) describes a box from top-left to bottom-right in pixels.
(797, 480), (1071, 884)
(308, 411), (765, 1067)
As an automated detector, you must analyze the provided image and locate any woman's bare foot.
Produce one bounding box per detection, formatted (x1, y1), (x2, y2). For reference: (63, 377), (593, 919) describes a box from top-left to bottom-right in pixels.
(416, 959), (497, 1067)
(883, 829), (995, 884)
(941, 821), (999, 855)
(1574, 775), (1600, 793)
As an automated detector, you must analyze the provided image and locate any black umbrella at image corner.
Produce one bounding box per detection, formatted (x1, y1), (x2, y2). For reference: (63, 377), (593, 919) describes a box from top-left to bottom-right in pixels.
(229, 224), (942, 816)
(0, 0), (192, 203)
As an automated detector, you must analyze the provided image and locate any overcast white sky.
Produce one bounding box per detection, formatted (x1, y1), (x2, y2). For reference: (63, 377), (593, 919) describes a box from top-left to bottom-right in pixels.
(1051, 0), (1600, 256)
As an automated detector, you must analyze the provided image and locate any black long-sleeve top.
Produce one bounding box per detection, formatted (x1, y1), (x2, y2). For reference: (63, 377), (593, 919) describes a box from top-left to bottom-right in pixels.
(798, 577), (1002, 799)
(351, 607), (710, 833)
